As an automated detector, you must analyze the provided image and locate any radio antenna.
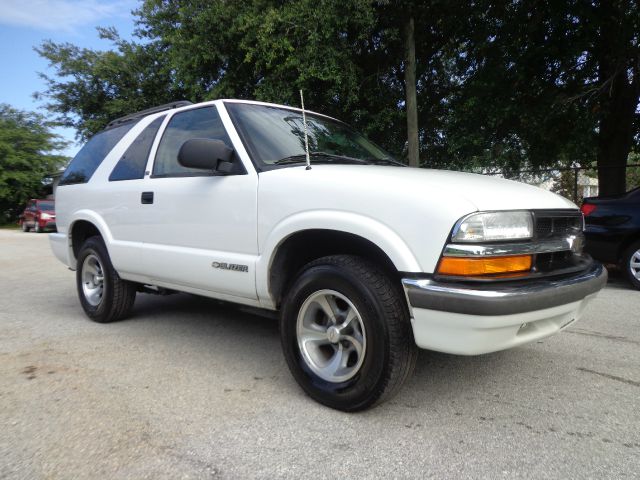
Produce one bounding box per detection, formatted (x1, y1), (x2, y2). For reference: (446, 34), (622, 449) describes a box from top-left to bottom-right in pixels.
(299, 89), (312, 170)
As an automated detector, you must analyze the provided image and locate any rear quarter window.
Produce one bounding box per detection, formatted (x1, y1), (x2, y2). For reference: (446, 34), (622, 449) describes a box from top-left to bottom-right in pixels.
(59, 123), (134, 186)
(109, 116), (165, 182)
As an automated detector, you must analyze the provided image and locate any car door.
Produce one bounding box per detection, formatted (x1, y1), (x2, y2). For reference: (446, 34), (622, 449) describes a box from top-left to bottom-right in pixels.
(97, 115), (167, 277)
(138, 104), (259, 300)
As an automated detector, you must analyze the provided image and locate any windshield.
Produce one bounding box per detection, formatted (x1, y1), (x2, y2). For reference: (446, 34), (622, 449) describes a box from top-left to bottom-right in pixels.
(225, 103), (400, 168)
(37, 201), (54, 211)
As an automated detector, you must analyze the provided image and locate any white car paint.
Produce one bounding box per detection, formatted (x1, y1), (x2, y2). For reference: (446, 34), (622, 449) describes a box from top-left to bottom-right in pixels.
(411, 295), (595, 355)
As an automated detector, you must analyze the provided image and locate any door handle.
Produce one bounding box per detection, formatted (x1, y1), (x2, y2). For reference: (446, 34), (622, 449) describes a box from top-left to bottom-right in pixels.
(141, 192), (154, 204)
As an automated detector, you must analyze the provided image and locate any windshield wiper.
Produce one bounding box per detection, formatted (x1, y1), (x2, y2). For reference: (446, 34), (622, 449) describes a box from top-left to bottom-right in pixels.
(273, 152), (369, 165)
(274, 152), (405, 167)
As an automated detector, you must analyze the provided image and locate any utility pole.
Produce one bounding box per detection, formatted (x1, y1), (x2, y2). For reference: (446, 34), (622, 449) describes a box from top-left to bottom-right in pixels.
(404, 15), (419, 167)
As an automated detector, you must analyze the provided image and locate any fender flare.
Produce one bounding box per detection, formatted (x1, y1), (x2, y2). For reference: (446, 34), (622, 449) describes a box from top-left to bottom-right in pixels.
(255, 210), (421, 305)
(67, 210), (115, 264)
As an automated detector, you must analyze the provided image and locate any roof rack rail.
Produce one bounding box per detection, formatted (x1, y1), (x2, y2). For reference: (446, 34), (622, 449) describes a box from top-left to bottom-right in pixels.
(105, 101), (193, 129)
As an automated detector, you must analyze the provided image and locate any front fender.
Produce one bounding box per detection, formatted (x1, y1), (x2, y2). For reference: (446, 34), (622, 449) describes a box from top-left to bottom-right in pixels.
(255, 210), (422, 305)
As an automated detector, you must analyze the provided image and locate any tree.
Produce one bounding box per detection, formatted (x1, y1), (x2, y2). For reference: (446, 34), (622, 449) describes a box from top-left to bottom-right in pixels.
(35, 1), (640, 195)
(37, 0), (458, 162)
(0, 105), (67, 223)
(593, 0), (640, 195)
(445, 0), (639, 193)
(36, 27), (184, 141)
(136, 0), (408, 156)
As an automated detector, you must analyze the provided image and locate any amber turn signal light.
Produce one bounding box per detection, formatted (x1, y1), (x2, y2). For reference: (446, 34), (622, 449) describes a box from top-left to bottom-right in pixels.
(437, 255), (532, 276)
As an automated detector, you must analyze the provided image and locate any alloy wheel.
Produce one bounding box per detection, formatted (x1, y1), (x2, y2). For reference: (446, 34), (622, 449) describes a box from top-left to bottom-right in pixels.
(296, 289), (367, 383)
(630, 248), (640, 281)
(81, 253), (105, 306)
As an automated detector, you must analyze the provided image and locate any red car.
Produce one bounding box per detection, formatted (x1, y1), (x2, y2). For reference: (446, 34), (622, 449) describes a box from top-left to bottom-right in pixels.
(19, 199), (56, 233)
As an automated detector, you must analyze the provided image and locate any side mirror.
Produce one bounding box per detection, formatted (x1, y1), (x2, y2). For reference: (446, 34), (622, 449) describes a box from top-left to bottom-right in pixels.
(178, 138), (235, 174)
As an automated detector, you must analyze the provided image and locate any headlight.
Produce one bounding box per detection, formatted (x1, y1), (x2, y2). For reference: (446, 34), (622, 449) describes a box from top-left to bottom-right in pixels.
(452, 211), (533, 243)
(40, 213), (52, 219)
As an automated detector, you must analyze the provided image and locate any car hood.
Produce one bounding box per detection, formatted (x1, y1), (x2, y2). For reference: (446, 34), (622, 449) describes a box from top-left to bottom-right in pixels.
(262, 164), (576, 211)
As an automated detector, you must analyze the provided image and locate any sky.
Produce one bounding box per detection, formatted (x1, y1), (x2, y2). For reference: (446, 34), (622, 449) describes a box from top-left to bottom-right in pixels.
(0, 0), (139, 157)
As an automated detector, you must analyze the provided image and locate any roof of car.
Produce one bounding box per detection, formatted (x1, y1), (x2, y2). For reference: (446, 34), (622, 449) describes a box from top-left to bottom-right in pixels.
(105, 101), (193, 130)
(104, 99), (343, 132)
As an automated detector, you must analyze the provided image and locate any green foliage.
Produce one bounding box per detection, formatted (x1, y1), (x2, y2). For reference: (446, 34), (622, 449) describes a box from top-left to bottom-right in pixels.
(36, 27), (185, 142)
(136, 0), (409, 155)
(445, 2), (591, 170)
(0, 105), (68, 223)
(35, 0), (640, 192)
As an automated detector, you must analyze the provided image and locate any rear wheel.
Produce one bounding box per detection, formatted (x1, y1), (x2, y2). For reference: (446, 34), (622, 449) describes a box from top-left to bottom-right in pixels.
(280, 255), (417, 411)
(34, 220), (41, 233)
(622, 240), (640, 290)
(76, 236), (136, 323)
(21, 221), (29, 232)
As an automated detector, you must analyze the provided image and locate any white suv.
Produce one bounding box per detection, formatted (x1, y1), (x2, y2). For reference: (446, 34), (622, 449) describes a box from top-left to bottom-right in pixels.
(50, 99), (607, 411)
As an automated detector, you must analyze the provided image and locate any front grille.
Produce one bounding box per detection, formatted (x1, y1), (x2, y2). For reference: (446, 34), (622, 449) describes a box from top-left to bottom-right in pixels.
(533, 210), (585, 274)
(535, 250), (575, 272)
(534, 211), (583, 240)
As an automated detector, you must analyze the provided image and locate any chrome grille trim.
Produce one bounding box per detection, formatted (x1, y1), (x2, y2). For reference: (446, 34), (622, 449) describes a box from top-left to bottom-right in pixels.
(443, 235), (584, 258)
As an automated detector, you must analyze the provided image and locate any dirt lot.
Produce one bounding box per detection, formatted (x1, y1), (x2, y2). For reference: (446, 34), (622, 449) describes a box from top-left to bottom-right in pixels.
(0, 229), (639, 479)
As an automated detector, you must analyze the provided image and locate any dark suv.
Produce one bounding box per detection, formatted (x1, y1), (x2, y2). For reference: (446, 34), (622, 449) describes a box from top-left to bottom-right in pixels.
(19, 199), (56, 233)
(582, 187), (640, 289)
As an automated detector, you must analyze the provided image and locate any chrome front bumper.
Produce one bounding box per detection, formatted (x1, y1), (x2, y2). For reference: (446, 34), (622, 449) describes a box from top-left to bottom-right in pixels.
(402, 262), (607, 317)
(401, 263), (607, 355)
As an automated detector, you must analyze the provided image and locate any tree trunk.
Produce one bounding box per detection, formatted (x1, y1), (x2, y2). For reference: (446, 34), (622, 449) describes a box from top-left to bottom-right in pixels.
(596, 79), (638, 196)
(404, 16), (419, 168)
(595, 0), (639, 196)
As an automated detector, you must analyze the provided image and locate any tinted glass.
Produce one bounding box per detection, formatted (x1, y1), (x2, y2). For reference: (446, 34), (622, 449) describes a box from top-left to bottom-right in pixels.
(37, 201), (54, 210)
(59, 123), (134, 185)
(153, 107), (231, 176)
(225, 103), (392, 167)
(110, 116), (165, 181)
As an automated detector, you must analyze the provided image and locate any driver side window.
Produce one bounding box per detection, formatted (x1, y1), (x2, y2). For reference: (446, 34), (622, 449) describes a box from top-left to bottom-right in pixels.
(152, 106), (232, 177)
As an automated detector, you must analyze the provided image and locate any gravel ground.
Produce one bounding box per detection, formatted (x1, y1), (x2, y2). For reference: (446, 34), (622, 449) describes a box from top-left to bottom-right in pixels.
(0, 229), (639, 479)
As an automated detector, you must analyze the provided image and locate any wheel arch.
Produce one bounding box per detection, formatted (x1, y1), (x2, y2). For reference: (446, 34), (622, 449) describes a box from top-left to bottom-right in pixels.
(67, 211), (114, 268)
(618, 231), (640, 263)
(258, 213), (421, 309)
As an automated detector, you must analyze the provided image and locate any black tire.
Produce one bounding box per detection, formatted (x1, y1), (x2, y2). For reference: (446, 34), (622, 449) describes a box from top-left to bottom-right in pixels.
(34, 220), (41, 233)
(280, 255), (417, 411)
(21, 221), (29, 232)
(621, 240), (640, 290)
(76, 236), (136, 323)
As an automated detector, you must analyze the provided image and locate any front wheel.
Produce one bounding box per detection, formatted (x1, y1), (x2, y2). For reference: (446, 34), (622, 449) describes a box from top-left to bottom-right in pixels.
(34, 220), (41, 233)
(622, 240), (640, 290)
(76, 236), (137, 323)
(280, 255), (417, 411)
(21, 221), (29, 232)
